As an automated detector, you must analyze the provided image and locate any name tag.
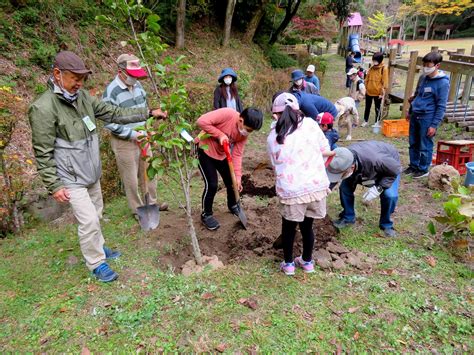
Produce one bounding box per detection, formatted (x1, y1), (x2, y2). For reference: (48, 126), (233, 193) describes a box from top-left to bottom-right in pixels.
(82, 116), (96, 131)
(423, 87), (432, 93)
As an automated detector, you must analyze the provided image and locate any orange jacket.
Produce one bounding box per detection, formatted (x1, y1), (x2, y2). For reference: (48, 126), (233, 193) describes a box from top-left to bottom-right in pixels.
(365, 64), (388, 96)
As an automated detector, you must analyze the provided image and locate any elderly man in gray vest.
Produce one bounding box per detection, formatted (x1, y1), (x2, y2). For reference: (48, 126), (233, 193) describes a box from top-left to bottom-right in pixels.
(102, 54), (168, 222)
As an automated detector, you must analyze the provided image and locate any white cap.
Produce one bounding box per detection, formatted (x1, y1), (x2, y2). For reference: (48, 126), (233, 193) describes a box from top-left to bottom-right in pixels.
(347, 67), (358, 76)
(272, 93), (299, 113)
(306, 64), (315, 72)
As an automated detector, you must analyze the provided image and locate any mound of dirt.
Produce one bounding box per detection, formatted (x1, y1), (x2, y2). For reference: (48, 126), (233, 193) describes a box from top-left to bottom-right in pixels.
(151, 160), (375, 272)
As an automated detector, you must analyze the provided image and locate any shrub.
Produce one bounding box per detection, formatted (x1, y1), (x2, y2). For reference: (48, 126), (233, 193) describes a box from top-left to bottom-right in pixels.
(264, 46), (298, 69)
(31, 41), (57, 69)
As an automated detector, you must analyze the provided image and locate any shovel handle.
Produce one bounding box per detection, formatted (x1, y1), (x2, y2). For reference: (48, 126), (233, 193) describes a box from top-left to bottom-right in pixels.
(222, 141), (240, 202)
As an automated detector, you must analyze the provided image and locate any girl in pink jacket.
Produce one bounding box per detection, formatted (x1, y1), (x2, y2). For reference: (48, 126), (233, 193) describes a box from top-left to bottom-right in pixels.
(267, 93), (331, 275)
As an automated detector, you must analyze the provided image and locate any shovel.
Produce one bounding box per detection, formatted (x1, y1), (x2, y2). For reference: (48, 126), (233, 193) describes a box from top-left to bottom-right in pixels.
(222, 141), (247, 229)
(136, 146), (160, 231)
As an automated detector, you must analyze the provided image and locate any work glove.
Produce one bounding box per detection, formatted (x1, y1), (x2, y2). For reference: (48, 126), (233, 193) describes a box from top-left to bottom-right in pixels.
(362, 185), (383, 203)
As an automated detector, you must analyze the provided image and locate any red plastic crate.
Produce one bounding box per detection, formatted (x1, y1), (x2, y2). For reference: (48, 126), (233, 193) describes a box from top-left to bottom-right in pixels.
(435, 140), (474, 175)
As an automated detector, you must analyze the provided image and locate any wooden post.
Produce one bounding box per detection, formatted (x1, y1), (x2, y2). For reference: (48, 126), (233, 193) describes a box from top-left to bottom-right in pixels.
(387, 48), (397, 96)
(402, 51), (418, 119)
(461, 45), (474, 105)
(448, 48), (466, 102)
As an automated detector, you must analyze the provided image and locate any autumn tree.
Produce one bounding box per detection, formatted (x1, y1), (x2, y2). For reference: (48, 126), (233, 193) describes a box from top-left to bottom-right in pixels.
(413, 0), (474, 40)
(367, 11), (393, 39)
(268, 0), (302, 45)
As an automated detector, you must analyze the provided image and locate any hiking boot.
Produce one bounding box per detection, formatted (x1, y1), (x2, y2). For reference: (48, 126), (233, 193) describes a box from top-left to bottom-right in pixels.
(228, 204), (240, 216)
(280, 261), (295, 276)
(383, 228), (397, 238)
(93, 263), (118, 282)
(403, 166), (417, 175)
(103, 246), (121, 260)
(159, 202), (169, 211)
(333, 218), (355, 229)
(413, 170), (429, 179)
(201, 213), (220, 231)
(361, 121), (368, 127)
(294, 256), (315, 273)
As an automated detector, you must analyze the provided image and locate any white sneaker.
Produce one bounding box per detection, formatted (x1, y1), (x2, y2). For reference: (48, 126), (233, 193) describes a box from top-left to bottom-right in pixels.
(361, 122), (368, 127)
(346, 135), (352, 140)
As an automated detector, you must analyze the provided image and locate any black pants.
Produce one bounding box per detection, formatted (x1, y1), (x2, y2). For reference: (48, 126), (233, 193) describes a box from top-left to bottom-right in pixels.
(364, 95), (382, 123)
(345, 74), (352, 88)
(282, 217), (314, 263)
(198, 149), (236, 215)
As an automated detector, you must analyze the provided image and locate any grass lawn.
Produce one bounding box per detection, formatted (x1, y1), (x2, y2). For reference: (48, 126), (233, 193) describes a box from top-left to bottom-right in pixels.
(403, 38), (474, 58)
(0, 54), (473, 352)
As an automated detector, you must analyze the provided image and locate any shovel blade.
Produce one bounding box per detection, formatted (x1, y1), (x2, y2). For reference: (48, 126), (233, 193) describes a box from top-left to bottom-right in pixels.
(137, 204), (160, 231)
(236, 203), (247, 229)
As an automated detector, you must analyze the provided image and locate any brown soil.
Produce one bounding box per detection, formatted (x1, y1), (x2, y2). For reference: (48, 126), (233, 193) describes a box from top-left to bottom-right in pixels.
(147, 157), (363, 272)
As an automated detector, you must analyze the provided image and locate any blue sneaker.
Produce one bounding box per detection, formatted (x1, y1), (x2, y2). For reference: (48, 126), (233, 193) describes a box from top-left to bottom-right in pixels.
(93, 263), (118, 282)
(104, 246), (121, 260)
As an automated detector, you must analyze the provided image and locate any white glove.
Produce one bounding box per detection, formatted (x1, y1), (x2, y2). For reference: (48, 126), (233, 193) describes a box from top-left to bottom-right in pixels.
(362, 185), (383, 202)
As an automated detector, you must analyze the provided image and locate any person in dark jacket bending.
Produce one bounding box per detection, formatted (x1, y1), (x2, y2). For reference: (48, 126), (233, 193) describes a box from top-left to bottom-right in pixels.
(326, 141), (402, 238)
(213, 68), (243, 113)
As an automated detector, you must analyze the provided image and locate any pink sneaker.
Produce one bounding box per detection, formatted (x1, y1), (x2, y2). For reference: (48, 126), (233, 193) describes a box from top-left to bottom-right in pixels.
(294, 256), (315, 273)
(280, 261), (295, 276)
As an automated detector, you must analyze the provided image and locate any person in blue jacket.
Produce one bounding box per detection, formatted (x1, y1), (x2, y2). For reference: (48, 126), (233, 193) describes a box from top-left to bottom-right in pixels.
(293, 92), (338, 120)
(305, 65), (320, 92)
(405, 51), (450, 179)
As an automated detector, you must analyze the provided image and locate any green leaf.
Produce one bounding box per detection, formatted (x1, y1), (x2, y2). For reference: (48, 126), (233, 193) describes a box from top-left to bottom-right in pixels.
(192, 158), (199, 168)
(458, 186), (470, 196)
(469, 220), (474, 233)
(201, 144), (209, 151)
(432, 192), (442, 200)
(427, 221), (436, 235)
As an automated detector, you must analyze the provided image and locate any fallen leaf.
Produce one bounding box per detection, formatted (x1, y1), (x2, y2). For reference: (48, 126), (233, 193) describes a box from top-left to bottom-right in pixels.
(388, 280), (398, 288)
(425, 256), (437, 267)
(95, 324), (108, 336)
(59, 307), (67, 313)
(215, 343), (228, 353)
(87, 284), (98, 293)
(353, 331), (360, 340)
(39, 337), (49, 345)
(172, 295), (182, 303)
(380, 268), (395, 276)
(103, 302), (112, 308)
(348, 306), (360, 313)
(81, 347), (91, 355)
(201, 292), (214, 300)
(238, 297), (258, 310)
(292, 304), (314, 322)
(318, 334), (324, 340)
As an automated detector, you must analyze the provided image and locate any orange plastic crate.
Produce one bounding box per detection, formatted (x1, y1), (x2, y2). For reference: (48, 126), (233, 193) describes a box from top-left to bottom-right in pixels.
(435, 140), (474, 175)
(382, 119), (410, 137)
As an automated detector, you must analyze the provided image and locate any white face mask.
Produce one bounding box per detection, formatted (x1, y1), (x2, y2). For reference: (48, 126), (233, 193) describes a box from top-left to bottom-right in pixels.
(59, 72), (79, 102)
(239, 127), (249, 136)
(223, 77), (233, 85)
(423, 66), (436, 75)
(124, 75), (137, 86)
(372, 61), (379, 66)
(295, 79), (303, 86)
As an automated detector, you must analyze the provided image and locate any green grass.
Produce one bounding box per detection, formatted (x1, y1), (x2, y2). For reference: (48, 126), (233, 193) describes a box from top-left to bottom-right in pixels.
(1, 54), (473, 352)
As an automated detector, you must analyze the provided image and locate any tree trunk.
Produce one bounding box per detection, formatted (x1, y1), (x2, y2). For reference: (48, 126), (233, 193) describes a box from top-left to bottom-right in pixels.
(175, 0), (186, 49)
(413, 15), (418, 40)
(242, 0), (270, 43)
(268, 0), (302, 45)
(424, 15), (430, 40)
(222, 0), (237, 47)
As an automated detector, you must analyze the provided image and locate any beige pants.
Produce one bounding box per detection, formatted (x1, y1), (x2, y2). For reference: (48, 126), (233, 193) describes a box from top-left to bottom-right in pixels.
(68, 181), (106, 271)
(110, 136), (157, 214)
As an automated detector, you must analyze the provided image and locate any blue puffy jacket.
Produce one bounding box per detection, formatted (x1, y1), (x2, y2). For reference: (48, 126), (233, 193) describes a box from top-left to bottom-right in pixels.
(324, 129), (339, 150)
(410, 72), (450, 128)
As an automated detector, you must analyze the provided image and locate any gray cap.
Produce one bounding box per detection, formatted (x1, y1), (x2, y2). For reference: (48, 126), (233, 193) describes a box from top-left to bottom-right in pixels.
(326, 147), (354, 183)
(53, 51), (92, 74)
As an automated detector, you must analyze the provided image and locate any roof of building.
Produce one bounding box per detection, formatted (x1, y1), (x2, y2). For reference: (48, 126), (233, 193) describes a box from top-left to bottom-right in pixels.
(345, 12), (363, 27)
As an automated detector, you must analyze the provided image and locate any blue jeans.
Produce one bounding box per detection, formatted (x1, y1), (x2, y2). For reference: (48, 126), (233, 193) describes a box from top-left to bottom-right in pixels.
(339, 175), (400, 230)
(409, 117), (434, 173)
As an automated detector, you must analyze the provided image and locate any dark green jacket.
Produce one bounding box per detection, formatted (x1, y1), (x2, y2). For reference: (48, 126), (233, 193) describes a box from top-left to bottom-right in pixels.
(29, 81), (149, 194)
